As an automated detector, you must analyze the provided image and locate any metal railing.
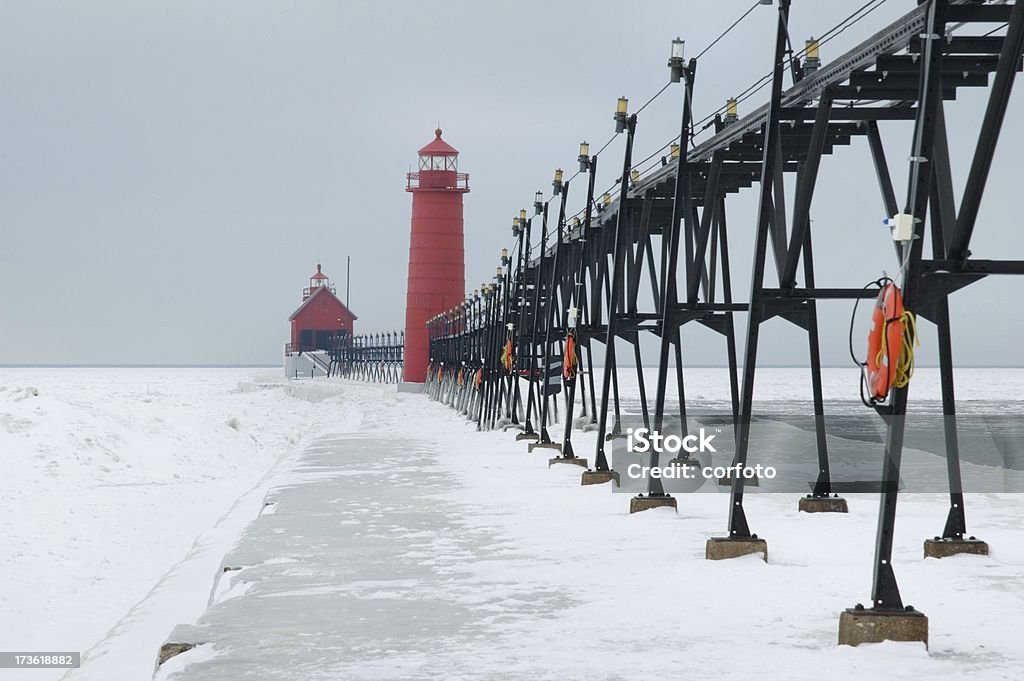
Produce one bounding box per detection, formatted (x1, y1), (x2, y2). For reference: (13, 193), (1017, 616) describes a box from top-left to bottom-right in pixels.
(332, 331), (405, 383)
(405, 171), (470, 191)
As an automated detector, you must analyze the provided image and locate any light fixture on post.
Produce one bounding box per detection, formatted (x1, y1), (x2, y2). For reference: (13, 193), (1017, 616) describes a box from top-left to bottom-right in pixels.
(534, 191), (544, 215)
(614, 96), (629, 133)
(501, 247), (509, 265)
(602, 192), (611, 207)
(578, 141), (590, 172)
(570, 216), (580, 229)
(552, 168), (564, 196)
(668, 38), (685, 83)
(495, 266), (503, 280)
(725, 97), (738, 126)
(803, 37), (820, 74)
(512, 217), (520, 236)
(663, 140), (680, 167)
(519, 208), (528, 225)
(630, 169), (640, 187)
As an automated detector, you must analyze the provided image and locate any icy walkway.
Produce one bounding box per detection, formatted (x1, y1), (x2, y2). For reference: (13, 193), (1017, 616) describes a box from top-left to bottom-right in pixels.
(155, 382), (1024, 681)
(158, 431), (551, 680)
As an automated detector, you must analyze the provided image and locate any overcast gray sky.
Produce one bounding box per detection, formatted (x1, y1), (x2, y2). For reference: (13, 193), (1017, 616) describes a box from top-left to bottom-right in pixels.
(2, 1), (1022, 366)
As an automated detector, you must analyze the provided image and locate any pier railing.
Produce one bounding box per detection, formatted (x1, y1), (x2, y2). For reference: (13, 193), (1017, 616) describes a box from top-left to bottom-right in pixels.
(331, 331), (404, 383)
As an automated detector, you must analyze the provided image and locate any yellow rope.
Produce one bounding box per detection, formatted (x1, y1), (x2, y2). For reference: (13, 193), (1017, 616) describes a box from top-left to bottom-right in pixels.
(893, 311), (918, 389)
(875, 311), (918, 391)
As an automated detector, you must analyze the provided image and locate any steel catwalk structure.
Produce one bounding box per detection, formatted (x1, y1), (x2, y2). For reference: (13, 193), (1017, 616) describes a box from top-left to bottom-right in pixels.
(424, 0), (1024, 637)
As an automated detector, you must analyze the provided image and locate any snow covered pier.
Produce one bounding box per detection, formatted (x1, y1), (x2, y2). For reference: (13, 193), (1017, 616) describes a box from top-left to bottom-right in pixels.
(147, 379), (1024, 681)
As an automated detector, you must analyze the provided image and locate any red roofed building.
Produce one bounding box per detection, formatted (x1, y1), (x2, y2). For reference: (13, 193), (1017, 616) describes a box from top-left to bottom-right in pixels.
(288, 264), (357, 352)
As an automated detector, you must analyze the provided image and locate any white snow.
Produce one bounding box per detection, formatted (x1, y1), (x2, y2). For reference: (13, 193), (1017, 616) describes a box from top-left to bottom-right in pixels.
(0, 368), (355, 681)
(1, 367), (1023, 680)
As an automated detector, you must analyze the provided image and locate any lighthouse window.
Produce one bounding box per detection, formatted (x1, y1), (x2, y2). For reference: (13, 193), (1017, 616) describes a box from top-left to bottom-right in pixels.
(419, 155), (454, 171)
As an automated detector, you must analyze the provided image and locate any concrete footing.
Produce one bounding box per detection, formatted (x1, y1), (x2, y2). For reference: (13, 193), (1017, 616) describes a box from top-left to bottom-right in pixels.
(500, 422), (525, 432)
(581, 422), (600, 432)
(924, 537), (989, 558)
(158, 642), (198, 666)
(798, 496), (849, 513)
(705, 537), (768, 561)
(605, 432), (626, 441)
(549, 456), (588, 468)
(581, 469), (620, 486)
(838, 607), (928, 647)
(397, 382), (425, 394)
(515, 431), (539, 442)
(528, 441), (562, 453)
(629, 495), (677, 514)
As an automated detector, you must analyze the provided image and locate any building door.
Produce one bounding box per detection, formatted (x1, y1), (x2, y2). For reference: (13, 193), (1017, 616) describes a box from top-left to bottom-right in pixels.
(315, 330), (333, 350)
(299, 329), (313, 351)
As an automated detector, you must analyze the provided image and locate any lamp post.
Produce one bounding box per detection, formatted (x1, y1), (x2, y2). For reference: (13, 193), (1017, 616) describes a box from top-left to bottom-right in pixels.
(648, 38), (698, 505)
(518, 195), (551, 441)
(533, 171), (571, 453)
(509, 209), (532, 425)
(496, 246), (515, 422)
(592, 95), (637, 475)
(561, 132), (600, 461)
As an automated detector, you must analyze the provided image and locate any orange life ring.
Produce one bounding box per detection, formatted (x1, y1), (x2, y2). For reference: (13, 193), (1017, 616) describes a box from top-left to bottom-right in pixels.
(562, 333), (578, 380)
(866, 283), (904, 402)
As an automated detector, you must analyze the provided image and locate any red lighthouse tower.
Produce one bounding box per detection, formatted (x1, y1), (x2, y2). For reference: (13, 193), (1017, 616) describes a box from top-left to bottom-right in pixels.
(403, 128), (470, 383)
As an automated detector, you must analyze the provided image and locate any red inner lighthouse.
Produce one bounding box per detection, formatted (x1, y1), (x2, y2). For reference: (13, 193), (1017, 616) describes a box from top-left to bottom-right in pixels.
(403, 128), (469, 382)
(288, 263), (357, 353)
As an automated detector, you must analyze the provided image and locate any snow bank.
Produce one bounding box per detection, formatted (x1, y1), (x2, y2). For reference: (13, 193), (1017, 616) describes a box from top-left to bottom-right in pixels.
(0, 368), (354, 681)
